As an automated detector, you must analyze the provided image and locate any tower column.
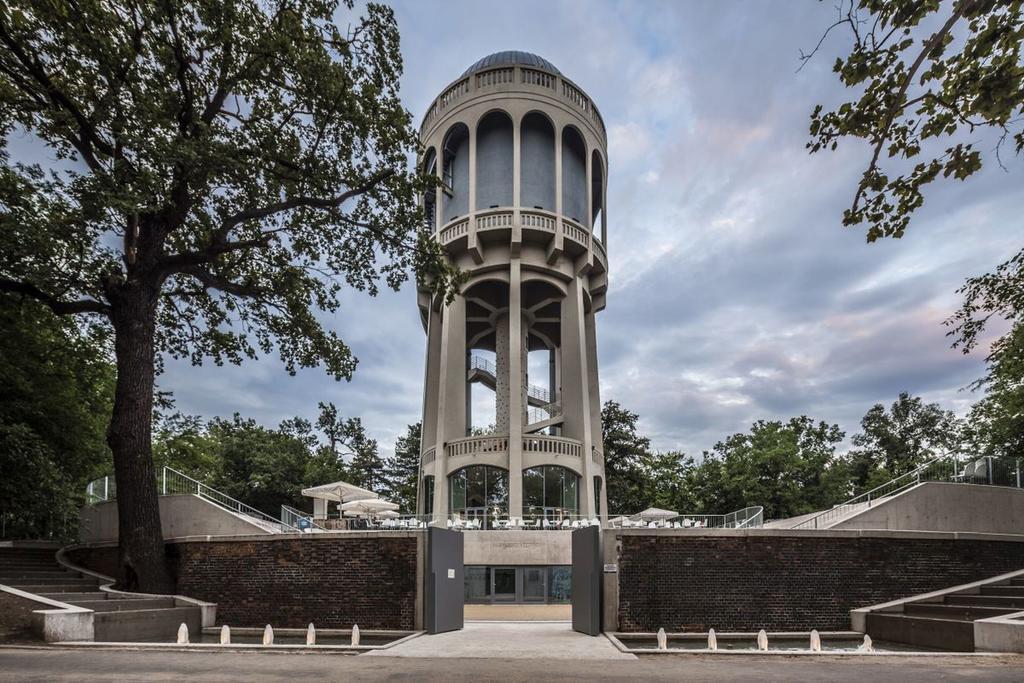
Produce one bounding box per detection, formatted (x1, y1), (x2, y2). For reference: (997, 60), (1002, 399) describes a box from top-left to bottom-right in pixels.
(507, 261), (524, 518)
(431, 295), (467, 523)
(561, 275), (596, 518)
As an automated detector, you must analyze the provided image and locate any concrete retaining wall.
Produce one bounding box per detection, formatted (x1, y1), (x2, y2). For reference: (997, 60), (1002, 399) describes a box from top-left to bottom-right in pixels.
(835, 482), (1024, 534)
(463, 530), (571, 565)
(79, 494), (270, 543)
(604, 529), (1024, 633)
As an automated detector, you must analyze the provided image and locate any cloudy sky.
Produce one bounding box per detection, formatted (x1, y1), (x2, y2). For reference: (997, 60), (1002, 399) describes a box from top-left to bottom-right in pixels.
(161, 0), (1022, 457)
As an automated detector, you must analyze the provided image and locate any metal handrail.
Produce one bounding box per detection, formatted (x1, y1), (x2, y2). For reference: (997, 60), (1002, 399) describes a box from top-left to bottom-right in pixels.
(790, 453), (960, 530)
(469, 354), (553, 404)
(610, 505), (764, 530)
(280, 504), (326, 531)
(161, 467), (298, 533)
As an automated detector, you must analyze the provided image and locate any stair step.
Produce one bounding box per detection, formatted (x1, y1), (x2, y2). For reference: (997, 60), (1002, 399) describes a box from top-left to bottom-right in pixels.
(904, 603), (1019, 621)
(9, 582), (100, 593)
(866, 612), (974, 651)
(38, 591), (111, 602)
(94, 606), (201, 642)
(0, 576), (97, 587)
(1009, 578), (1024, 586)
(946, 594), (1024, 608)
(980, 585), (1024, 597)
(0, 570), (77, 580)
(69, 598), (177, 612)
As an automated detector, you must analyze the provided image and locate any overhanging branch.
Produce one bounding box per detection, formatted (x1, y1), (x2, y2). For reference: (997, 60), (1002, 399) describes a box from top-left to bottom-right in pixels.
(0, 278), (110, 316)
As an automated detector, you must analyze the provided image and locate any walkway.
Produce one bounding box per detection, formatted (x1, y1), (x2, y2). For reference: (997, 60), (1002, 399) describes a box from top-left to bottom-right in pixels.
(367, 621), (634, 660)
(3, 647), (1024, 682)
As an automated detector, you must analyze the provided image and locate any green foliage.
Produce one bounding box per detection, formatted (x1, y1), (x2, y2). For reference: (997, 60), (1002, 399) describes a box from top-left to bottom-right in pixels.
(846, 391), (964, 488)
(964, 323), (1024, 459)
(0, 0), (456, 376)
(700, 417), (849, 520)
(0, 296), (114, 539)
(315, 401), (382, 491)
(601, 401), (653, 514)
(807, 0), (1023, 241)
(384, 422), (421, 513)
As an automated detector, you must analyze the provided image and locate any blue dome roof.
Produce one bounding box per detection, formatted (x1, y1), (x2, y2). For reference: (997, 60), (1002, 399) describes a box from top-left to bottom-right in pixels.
(461, 51), (560, 77)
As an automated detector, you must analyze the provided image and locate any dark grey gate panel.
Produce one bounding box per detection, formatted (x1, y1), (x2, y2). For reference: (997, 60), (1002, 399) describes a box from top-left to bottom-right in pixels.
(426, 527), (464, 634)
(571, 525), (601, 635)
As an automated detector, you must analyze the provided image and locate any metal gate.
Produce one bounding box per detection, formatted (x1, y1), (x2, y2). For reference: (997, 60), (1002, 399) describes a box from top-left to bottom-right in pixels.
(571, 525), (602, 635)
(425, 527), (464, 634)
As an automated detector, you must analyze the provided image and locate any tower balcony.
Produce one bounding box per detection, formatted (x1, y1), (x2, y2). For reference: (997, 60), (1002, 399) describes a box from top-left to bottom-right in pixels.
(423, 434), (587, 477)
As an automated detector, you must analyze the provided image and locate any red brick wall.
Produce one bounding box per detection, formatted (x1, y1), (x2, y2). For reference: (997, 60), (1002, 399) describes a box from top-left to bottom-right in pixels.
(69, 533), (420, 630)
(615, 534), (1024, 632)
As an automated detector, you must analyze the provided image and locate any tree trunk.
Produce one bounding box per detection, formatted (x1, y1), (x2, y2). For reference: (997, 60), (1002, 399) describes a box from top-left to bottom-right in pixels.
(106, 283), (172, 593)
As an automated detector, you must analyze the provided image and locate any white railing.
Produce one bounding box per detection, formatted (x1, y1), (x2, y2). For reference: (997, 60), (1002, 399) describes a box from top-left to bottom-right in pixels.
(446, 434), (509, 458)
(791, 453), (1022, 530)
(611, 505), (764, 530)
(469, 354), (552, 405)
(161, 467), (298, 533)
(280, 504), (326, 532)
(85, 475), (116, 504)
(562, 218), (590, 248)
(522, 434), (582, 458)
(527, 402), (561, 425)
(475, 210), (514, 231)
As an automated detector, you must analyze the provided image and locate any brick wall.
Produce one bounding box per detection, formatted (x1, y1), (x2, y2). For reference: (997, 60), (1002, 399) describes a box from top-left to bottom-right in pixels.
(614, 533), (1024, 632)
(69, 533), (421, 630)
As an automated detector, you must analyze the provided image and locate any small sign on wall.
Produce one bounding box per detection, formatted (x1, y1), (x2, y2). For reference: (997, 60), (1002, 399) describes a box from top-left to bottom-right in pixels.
(603, 564), (618, 573)
(447, 568), (455, 579)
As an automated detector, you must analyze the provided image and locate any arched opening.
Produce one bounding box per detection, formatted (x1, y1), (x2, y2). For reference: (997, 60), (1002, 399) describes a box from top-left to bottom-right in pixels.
(464, 279), (510, 435)
(560, 126), (587, 224)
(422, 147), (437, 232)
(441, 123), (469, 223)
(590, 150), (604, 235)
(475, 111), (513, 209)
(523, 465), (580, 524)
(520, 112), (555, 211)
(448, 465), (509, 529)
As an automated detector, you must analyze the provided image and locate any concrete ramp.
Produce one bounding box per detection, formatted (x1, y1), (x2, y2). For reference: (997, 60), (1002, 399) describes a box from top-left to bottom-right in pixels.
(81, 494), (271, 543)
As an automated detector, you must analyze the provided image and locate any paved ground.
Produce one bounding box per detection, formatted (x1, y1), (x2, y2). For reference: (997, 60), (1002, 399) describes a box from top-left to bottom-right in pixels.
(464, 604), (571, 621)
(367, 621), (632, 659)
(2, 647), (1024, 682)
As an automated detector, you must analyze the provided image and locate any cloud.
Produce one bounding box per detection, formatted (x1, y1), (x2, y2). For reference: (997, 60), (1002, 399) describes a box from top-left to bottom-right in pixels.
(146, 1), (1023, 459)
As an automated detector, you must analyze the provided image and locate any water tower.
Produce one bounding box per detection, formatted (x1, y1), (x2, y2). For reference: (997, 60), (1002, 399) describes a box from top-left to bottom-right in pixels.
(416, 51), (609, 528)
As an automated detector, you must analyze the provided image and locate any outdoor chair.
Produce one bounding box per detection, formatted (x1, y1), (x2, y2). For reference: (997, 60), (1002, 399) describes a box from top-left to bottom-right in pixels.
(560, 519), (571, 528)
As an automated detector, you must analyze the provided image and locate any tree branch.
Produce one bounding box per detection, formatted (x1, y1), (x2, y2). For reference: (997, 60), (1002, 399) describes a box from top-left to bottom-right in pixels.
(0, 278), (110, 316)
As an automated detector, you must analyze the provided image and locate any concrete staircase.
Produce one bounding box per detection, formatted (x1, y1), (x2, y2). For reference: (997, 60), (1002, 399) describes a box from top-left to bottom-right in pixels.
(864, 576), (1024, 651)
(0, 546), (200, 642)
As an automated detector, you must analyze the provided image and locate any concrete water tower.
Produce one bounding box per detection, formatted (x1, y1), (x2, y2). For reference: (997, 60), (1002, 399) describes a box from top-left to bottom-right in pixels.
(416, 51), (609, 527)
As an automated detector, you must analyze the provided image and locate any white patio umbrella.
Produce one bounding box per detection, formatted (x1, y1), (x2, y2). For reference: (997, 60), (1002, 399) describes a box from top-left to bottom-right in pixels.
(301, 480), (378, 503)
(636, 507), (677, 521)
(340, 498), (400, 515)
(377, 510), (401, 519)
(608, 516), (630, 527)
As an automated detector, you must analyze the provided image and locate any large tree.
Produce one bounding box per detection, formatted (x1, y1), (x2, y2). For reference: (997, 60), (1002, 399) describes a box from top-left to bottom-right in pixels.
(846, 392), (964, 488)
(0, 1), (454, 590)
(963, 323), (1024, 459)
(601, 400), (653, 515)
(383, 422), (420, 513)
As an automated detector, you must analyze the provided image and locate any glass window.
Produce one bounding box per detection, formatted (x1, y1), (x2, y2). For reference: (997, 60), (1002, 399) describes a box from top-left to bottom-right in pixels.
(523, 467), (544, 510)
(593, 476), (601, 519)
(523, 567), (546, 602)
(465, 566), (491, 603)
(424, 475), (434, 516)
(448, 466), (509, 528)
(493, 567), (516, 601)
(523, 466), (581, 519)
(549, 567), (572, 603)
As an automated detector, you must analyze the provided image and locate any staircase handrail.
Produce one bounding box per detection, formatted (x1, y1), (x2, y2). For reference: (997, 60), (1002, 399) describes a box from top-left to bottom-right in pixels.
(469, 353), (553, 404)
(161, 467), (299, 533)
(280, 504), (326, 531)
(791, 452), (960, 530)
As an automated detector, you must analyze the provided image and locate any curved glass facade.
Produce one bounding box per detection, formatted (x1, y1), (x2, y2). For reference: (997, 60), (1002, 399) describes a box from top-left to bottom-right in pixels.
(449, 465), (509, 529)
(523, 465), (580, 521)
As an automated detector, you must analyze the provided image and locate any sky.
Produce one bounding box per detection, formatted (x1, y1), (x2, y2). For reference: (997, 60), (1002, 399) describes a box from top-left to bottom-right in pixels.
(159, 0), (1023, 457)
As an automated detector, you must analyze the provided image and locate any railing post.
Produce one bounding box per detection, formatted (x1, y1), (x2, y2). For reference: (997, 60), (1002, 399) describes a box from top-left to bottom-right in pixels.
(162, 468), (167, 495)
(104, 476), (109, 501)
(987, 456), (994, 485)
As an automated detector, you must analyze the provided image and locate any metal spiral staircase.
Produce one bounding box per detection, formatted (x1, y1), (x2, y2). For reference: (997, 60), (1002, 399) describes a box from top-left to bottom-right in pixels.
(468, 355), (562, 433)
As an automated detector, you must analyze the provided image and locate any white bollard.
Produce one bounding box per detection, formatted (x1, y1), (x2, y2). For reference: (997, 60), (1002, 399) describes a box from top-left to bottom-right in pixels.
(176, 623), (189, 645)
(707, 628), (718, 651)
(656, 627), (667, 650)
(757, 629), (768, 651)
(306, 623), (316, 646)
(858, 634), (874, 653)
(220, 625), (230, 644)
(809, 629), (821, 652)
(351, 624), (360, 647)
(263, 624), (274, 646)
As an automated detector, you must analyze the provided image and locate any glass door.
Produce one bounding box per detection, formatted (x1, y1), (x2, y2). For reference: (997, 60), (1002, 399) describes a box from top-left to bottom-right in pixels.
(522, 566), (546, 603)
(492, 566), (517, 602)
